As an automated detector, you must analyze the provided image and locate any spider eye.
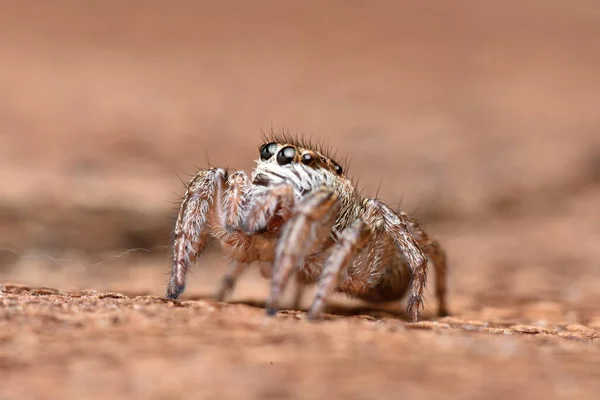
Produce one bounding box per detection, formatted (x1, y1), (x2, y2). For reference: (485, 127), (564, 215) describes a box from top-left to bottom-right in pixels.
(260, 142), (278, 160)
(333, 163), (343, 175)
(301, 153), (314, 165)
(276, 146), (296, 165)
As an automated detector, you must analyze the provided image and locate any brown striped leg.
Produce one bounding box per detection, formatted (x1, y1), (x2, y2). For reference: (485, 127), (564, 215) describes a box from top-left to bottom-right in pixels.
(215, 261), (247, 302)
(222, 171), (251, 230)
(166, 168), (228, 299)
(265, 189), (340, 316)
(218, 180), (297, 301)
(402, 212), (449, 317)
(427, 239), (449, 317)
(370, 200), (429, 322)
(307, 220), (371, 320)
(241, 184), (295, 234)
(291, 280), (307, 310)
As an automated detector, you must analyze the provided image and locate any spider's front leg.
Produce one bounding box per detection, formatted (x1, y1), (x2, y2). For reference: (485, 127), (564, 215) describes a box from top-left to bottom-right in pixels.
(266, 189), (340, 316)
(215, 182), (296, 301)
(240, 184), (295, 234)
(166, 168), (228, 299)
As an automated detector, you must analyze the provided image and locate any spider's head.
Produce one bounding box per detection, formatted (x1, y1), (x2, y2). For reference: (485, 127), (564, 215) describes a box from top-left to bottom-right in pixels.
(251, 137), (351, 195)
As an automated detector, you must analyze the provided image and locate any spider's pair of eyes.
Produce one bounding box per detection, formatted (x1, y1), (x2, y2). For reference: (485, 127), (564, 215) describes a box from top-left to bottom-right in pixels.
(260, 143), (298, 164)
(259, 142), (343, 174)
(260, 143), (296, 165)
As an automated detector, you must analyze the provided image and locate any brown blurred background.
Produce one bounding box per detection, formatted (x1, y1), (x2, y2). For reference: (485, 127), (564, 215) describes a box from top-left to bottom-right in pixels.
(1, 1), (600, 398)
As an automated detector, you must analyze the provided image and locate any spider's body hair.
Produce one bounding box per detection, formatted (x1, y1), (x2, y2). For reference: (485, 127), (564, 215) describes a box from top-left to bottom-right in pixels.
(250, 140), (360, 235)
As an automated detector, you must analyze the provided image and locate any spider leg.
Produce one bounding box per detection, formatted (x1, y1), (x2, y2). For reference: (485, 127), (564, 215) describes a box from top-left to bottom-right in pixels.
(266, 189), (340, 316)
(368, 200), (429, 322)
(338, 207), (401, 301)
(401, 212), (449, 317)
(241, 184), (295, 234)
(307, 219), (371, 320)
(222, 171), (251, 231)
(214, 182), (299, 302)
(215, 261), (247, 302)
(291, 279), (307, 310)
(166, 168), (228, 299)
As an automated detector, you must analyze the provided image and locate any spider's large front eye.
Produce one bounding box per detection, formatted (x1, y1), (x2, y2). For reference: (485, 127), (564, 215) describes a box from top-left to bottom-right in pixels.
(276, 146), (296, 165)
(260, 142), (278, 160)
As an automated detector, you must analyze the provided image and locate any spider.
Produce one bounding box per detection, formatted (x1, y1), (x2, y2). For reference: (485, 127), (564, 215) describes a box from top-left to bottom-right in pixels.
(166, 133), (449, 322)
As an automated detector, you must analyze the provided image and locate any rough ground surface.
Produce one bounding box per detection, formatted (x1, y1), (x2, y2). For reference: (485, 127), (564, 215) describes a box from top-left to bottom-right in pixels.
(1, 1), (600, 399)
(1, 284), (600, 400)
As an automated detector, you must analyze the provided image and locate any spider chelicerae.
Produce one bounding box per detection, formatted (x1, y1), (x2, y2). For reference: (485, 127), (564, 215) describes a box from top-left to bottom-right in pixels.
(166, 133), (448, 321)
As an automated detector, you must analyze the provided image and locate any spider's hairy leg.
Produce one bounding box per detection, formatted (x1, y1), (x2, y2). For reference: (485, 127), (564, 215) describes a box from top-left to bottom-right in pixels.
(166, 168), (227, 299)
(215, 182), (297, 300)
(222, 170), (251, 230)
(266, 189), (340, 316)
(307, 219), (371, 320)
(371, 200), (429, 322)
(402, 212), (449, 317)
(241, 184), (295, 234)
(337, 204), (412, 306)
(215, 261), (247, 302)
(209, 171), (253, 301)
(291, 279), (308, 310)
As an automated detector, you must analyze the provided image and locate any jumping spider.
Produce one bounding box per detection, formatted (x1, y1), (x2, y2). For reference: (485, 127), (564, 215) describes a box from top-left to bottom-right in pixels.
(166, 134), (449, 321)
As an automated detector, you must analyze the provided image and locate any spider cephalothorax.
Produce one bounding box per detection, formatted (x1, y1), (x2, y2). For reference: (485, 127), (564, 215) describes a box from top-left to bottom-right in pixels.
(166, 133), (448, 321)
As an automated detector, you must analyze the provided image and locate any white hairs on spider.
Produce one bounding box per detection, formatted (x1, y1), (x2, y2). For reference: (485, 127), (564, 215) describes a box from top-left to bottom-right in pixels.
(252, 157), (342, 196)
